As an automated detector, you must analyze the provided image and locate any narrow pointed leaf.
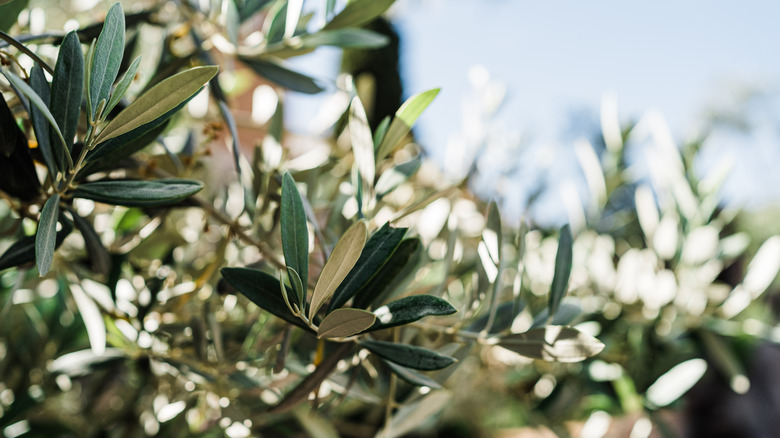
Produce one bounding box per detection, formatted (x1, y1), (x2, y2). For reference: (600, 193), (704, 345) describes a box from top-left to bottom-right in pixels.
(2, 69), (68, 154)
(376, 88), (439, 162)
(383, 360), (442, 389)
(373, 116), (390, 150)
(370, 295), (456, 331)
(301, 29), (389, 49)
(72, 211), (110, 275)
(350, 95), (375, 187)
(281, 171), (309, 296)
(95, 66), (217, 144)
(327, 222), (407, 313)
(89, 2), (125, 120)
(361, 340), (455, 371)
(238, 0), (272, 22)
(497, 326), (604, 363)
(0, 218), (72, 272)
(71, 179), (202, 207)
(353, 238), (421, 309)
(287, 266), (305, 311)
(239, 56), (323, 94)
(375, 156), (421, 198)
(548, 224), (573, 319)
(309, 221), (368, 319)
(28, 65), (55, 174)
(220, 267), (313, 331)
(35, 194), (60, 276)
(530, 301), (581, 329)
(51, 30), (83, 155)
(317, 308), (376, 338)
(104, 55), (140, 117)
(0, 0), (29, 33)
(79, 116), (170, 177)
(467, 301), (525, 334)
(323, 0), (395, 30)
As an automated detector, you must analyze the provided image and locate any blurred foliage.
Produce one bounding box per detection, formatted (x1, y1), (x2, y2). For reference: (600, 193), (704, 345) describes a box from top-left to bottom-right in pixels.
(0, 1), (778, 438)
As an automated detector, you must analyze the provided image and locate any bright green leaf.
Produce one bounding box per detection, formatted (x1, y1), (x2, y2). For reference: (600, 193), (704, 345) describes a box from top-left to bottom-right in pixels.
(376, 88), (439, 162)
(89, 2), (125, 121)
(309, 220), (368, 320)
(35, 194), (60, 276)
(51, 31), (83, 158)
(548, 224), (573, 320)
(497, 326), (604, 363)
(95, 66), (217, 144)
(301, 29), (389, 49)
(327, 223), (407, 312)
(370, 295), (457, 331)
(281, 171), (309, 298)
(361, 340), (456, 371)
(71, 179), (203, 207)
(323, 0), (394, 30)
(103, 55), (140, 117)
(317, 308), (376, 338)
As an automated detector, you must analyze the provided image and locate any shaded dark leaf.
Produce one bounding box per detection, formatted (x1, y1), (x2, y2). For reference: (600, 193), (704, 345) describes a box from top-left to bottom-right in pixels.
(50, 30), (83, 156)
(353, 238), (421, 309)
(72, 210), (111, 275)
(71, 179), (203, 207)
(0, 216), (73, 271)
(0, 0), (28, 33)
(467, 300), (525, 334)
(548, 224), (573, 319)
(369, 295), (456, 331)
(239, 56), (323, 94)
(497, 326), (604, 363)
(281, 171), (308, 300)
(0, 92), (40, 200)
(383, 360), (442, 389)
(361, 340), (456, 371)
(238, 0), (272, 22)
(35, 194), (60, 276)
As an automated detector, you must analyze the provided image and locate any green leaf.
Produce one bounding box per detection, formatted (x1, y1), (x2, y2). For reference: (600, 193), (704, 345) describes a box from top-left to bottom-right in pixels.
(548, 224), (573, 320)
(530, 301), (581, 329)
(383, 360), (442, 389)
(238, 0), (272, 22)
(301, 29), (389, 49)
(220, 267), (313, 331)
(361, 340), (456, 371)
(323, 0), (395, 30)
(225, 0), (240, 44)
(27, 65), (56, 175)
(316, 308), (376, 338)
(2, 69), (69, 155)
(287, 266), (305, 311)
(0, 218), (72, 271)
(71, 211), (110, 275)
(0, 0), (28, 33)
(309, 220), (368, 319)
(480, 200), (503, 334)
(35, 194), (60, 276)
(79, 116), (170, 177)
(376, 88), (439, 162)
(281, 171), (309, 300)
(375, 156), (421, 198)
(239, 56), (323, 94)
(467, 301), (524, 334)
(373, 115), (390, 150)
(497, 326), (604, 363)
(349, 95), (375, 189)
(352, 238), (421, 309)
(327, 223), (407, 312)
(95, 66), (218, 144)
(370, 295), (456, 331)
(104, 55), (140, 117)
(51, 30), (84, 157)
(89, 2), (125, 121)
(71, 179), (203, 207)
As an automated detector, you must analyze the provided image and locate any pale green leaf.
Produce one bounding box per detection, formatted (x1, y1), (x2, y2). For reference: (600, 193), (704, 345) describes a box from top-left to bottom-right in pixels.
(95, 66), (218, 145)
(323, 0), (394, 30)
(36, 194), (59, 276)
(301, 28), (389, 49)
(317, 308), (376, 338)
(376, 88), (439, 162)
(309, 220), (367, 319)
(104, 55), (140, 117)
(497, 326), (604, 363)
(89, 2), (125, 120)
(349, 95), (374, 188)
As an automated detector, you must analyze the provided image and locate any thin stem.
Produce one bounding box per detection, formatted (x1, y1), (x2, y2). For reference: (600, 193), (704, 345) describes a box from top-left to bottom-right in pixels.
(0, 30), (54, 75)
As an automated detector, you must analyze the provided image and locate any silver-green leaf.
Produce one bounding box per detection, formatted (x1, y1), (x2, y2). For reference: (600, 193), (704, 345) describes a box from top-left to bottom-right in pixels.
(36, 194), (60, 276)
(317, 308), (376, 338)
(71, 179), (203, 207)
(89, 2), (125, 121)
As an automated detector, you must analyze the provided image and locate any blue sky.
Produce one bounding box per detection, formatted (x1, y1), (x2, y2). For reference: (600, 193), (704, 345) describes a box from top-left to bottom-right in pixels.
(391, 0), (780, 222)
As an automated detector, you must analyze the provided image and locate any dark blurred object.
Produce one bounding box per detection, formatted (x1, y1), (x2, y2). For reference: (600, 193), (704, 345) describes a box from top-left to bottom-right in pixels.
(0, 91), (41, 201)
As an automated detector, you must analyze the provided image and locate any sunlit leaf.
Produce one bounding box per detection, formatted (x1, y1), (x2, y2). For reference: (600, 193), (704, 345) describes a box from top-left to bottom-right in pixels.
(104, 55), (140, 117)
(327, 222), (407, 312)
(239, 56), (323, 94)
(361, 340), (456, 371)
(370, 295), (456, 331)
(375, 156), (420, 198)
(309, 221), (368, 319)
(51, 30), (83, 156)
(35, 194), (59, 276)
(548, 224), (573, 320)
(301, 29), (389, 49)
(71, 179), (203, 206)
(497, 326), (604, 363)
(281, 171), (309, 301)
(220, 267), (313, 331)
(645, 358), (707, 407)
(89, 2), (124, 121)
(95, 66), (218, 144)
(376, 88), (439, 162)
(349, 95), (375, 189)
(70, 283), (106, 355)
(317, 308), (376, 338)
(383, 360), (442, 389)
(323, 0), (394, 30)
